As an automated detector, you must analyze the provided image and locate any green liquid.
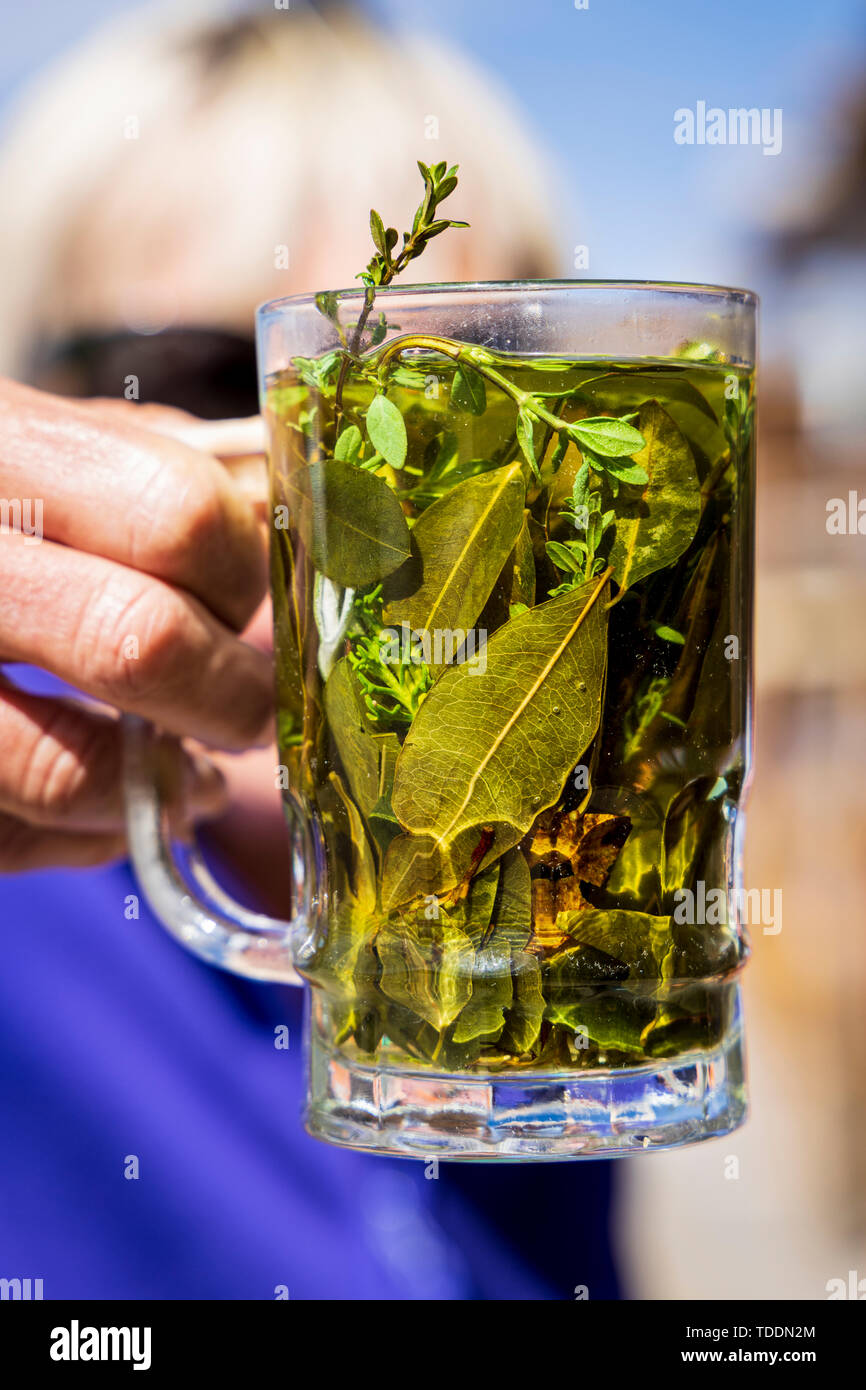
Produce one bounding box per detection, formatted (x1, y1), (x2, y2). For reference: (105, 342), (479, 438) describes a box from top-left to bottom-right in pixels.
(268, 348), (754, 1073)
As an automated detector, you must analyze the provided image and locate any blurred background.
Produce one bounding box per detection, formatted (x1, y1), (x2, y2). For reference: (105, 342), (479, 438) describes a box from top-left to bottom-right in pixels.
(0, 0), (864, 1300)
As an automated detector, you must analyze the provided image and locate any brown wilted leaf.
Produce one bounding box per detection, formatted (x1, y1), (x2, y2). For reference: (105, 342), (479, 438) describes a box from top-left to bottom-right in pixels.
(523, 809), (630, 950)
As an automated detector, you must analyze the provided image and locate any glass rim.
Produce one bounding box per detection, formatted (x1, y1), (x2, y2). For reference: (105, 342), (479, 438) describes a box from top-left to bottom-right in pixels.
(256, 278), (759, 319)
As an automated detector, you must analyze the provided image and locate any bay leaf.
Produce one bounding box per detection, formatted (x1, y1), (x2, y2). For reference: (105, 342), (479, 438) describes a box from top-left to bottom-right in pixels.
(546, 989), (650, 1054)
(608, 402), (701, 593)
(452, 945), (512, 1044)
(499, 950), (545, 1055)
(286, 457), (411, 587)
(383, 460), (525, 656)
(664, 402), (728, 478)
(321, 771), (377, 910)
(270, 531), (304, 731)
(377, 920), (474, 1032)
(660, 777), (724, 907)
(576, 371), (718, 424)
(476, 514), (536, 633)
(487, 848), (532, 950)
(554, 908), (674, 979)
(448, 860), (501, 948)
(384, 574), (610, 903)
(366, 736), (403, 858)
(510, 517), (537, 610)
(323, 658), (403, 857)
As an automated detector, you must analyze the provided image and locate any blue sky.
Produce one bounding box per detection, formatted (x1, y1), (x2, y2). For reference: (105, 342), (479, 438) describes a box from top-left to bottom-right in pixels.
(367, 0), (866, 286)
(1, 0), (864, 369)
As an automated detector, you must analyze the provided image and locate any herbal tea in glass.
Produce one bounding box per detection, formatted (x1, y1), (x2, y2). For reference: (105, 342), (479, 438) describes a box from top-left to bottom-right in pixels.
(259, 162), (756, 1155)
(126, 161), (756, 1158)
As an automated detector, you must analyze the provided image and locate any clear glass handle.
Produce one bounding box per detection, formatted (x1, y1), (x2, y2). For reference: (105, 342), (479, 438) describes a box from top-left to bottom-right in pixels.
(122, 714), (303, 985)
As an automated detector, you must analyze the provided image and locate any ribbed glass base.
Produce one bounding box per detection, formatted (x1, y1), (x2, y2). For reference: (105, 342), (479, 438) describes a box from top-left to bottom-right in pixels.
(305, 1006), (747, 1162)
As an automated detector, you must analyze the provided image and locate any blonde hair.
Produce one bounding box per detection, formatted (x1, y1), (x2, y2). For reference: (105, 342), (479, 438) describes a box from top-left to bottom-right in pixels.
(0, 0), (561, 375)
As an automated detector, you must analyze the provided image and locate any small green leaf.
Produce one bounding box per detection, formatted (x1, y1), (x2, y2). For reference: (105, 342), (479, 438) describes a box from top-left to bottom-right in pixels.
(285, 457), (411, 587)
(545, 540), (581, 573)
(370, 209), (388, 257)
(516, 407), (540, 479)
(366, 393), (408, 469)
(334, 424), (362, 464)
(572, 460), (591, 510)
(599, 458), (649, 485)
(451, 365), (487, 416)
(369, 311), (389, 347)
(653, 624), (685, 645)
(570, 416), (646, 458)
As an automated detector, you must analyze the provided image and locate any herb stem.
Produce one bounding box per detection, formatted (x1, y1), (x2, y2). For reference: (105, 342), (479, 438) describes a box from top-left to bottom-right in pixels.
(374, 334), (573, 430)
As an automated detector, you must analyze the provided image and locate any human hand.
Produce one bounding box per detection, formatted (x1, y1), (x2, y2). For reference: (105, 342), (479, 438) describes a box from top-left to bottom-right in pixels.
(0, 379), (272, 870)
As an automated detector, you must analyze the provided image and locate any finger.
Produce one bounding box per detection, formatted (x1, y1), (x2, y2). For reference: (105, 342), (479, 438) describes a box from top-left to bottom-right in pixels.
(75, 400), (269, 510)
(0, 812), (126, 873)
(0, 378), (266, 631)
(75, 400), (267, 457)
(0, 530), (275, 750)
(0, 680), (227, 832)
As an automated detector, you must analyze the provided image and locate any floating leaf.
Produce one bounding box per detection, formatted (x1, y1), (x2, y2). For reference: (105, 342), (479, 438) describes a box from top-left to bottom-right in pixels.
(608, 401), (701, 593)
(384, 574), (609, 903)
(286, 457), (411, 587)
(365, 392), (408, 468)
(383, 461), (525, 656)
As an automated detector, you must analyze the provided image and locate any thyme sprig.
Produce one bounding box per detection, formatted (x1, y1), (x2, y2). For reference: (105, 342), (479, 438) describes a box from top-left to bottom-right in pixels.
(328, 161), (468, 424)
(346, 587), (432, 732)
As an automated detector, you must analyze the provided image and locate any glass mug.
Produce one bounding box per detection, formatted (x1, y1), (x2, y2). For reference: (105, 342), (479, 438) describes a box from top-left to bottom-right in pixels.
(125, 281), (756, 1159)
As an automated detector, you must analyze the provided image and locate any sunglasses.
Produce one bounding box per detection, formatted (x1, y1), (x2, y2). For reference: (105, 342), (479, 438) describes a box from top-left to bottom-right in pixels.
(31, 327), (260, 419)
